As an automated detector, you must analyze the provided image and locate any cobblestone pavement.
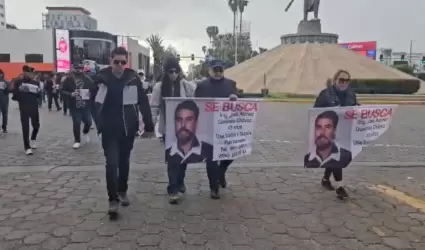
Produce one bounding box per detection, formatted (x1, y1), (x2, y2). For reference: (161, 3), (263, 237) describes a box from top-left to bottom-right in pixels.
(1, 101), (425, 167)
(0, 166), (425, 249)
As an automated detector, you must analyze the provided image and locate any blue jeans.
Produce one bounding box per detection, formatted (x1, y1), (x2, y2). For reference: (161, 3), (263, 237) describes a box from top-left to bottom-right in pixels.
(70, 107), (92, 143)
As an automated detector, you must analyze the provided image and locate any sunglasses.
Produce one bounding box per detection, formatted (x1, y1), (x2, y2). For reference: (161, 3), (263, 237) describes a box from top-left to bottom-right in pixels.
(338, 78), (350, 83)
(113, 60), (127, 65)
(213, 67), (223, 73)
(168, 70), (179, 74)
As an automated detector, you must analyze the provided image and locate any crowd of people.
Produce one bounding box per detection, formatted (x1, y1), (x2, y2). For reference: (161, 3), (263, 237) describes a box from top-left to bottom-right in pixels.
(0, 46), (356, 217)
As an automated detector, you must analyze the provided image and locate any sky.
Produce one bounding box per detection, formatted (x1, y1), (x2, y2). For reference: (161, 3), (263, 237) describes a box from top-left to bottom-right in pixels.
(4, 0), (425, 71)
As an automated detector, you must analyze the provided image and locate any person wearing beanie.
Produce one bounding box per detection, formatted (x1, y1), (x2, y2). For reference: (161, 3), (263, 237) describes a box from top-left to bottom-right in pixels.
(12, 65), (41, 155)
(0, 69), (11, 133)
(150, 56), (196, 204)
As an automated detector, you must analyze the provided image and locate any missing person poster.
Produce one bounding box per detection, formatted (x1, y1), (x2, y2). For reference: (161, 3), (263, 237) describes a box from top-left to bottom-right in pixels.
(305, 105), (396, 169)
(164, 97), (260, 164)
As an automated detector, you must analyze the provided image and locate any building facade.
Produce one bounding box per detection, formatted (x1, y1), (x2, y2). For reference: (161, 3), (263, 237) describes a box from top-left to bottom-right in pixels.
(42, 6), (97, 31)
(0, 29), (150, 80)
(0, 0), (6, 29)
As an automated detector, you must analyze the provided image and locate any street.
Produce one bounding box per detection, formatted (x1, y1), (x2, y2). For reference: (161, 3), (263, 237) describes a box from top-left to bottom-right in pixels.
(0, 102), (424, 249)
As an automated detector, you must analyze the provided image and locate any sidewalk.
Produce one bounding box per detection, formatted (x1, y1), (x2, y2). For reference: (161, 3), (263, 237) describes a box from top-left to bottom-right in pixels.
(0, 166), (424, 249)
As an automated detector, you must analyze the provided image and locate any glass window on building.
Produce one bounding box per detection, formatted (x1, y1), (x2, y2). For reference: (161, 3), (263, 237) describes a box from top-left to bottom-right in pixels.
(0, 54), (10, 62)
(25, 54), (43, 63)
(71, 38), (114, 66)
(138, 53), (143, 70)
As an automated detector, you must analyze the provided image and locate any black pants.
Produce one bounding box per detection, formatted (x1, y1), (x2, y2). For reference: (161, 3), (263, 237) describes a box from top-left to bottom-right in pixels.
(88, 100), (98, 131)
(206, 160), (233, 192)
(102, 133), (135, 201)
(324, 168), (343, 182)
(167, 162), (187, 195)
(70, 107), (92, 143)
(19, 108), (40, 150)
(61, 95), (68, 114)
(0, 97), (8, 130)
(47, 93), (61, 110)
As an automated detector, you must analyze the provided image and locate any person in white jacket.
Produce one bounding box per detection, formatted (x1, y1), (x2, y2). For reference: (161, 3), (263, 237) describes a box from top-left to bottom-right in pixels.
(150, 57), (196, 204)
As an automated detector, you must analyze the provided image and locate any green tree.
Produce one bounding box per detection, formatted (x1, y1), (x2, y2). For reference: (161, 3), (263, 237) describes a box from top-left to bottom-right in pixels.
(393, 64), (415, 76)
(228, 0), (238, 51)
(259, 47), (268, 53)
(146, 34), (165, 79)
(238, 0), (249, 39)
(163, 45), (179, 59)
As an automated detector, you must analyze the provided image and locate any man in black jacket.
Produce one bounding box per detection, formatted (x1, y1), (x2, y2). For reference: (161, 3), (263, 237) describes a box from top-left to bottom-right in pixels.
(45, 74), (61, 111)
(12, 65), (41, 155)
(94, 47), (154, 216)
(61, 65), (95, 148)
(0, 69), (10, 133)
(194, 59), (238, 199)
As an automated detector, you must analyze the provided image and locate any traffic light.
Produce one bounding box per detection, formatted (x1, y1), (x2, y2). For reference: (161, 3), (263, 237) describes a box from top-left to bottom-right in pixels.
(401, 54), (405, 60)
(191, 54), (195, 60)
(176, 54), (180, 61)
(379, 54), (383, 62)
(422, 56), (425, 65)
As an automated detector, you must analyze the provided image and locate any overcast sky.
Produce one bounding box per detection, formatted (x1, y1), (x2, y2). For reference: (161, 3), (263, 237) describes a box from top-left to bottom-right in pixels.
(5, 0), (425, 70)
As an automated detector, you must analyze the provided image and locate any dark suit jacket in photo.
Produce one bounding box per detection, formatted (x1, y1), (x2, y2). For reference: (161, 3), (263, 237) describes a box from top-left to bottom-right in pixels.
(165, 140), (213, 165)
(304, 144), (352, 169)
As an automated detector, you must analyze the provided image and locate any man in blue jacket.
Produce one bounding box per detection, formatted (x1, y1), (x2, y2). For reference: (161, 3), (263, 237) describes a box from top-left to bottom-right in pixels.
(94, 47), (154, 216)
(194, 59), (238, 199)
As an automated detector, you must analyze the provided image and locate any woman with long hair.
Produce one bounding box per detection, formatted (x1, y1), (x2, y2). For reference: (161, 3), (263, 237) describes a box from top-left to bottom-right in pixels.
(150, 57), (196, 204)
(313, 69), (359, 199)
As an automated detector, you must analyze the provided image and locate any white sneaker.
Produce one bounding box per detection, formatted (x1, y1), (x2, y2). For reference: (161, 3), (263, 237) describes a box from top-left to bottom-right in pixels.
(72, 142), (81, 149)
(25, 149), (33, 155)
(30, 140), (37, 149)
(85, 134), (90, 144)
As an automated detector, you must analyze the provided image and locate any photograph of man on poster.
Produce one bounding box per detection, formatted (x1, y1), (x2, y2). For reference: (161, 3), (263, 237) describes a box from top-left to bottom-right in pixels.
(166, 100), (213, 164)
(304, 110), (352, 169)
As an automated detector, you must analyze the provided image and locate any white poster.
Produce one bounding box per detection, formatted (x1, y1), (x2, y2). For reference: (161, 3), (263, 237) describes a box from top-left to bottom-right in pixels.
(55, 29), (71, 73)
(164, 97), (260, 164)
(304, 105), (396, 169)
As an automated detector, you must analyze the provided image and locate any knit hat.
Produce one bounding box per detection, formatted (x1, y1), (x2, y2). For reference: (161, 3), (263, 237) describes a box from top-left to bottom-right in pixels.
(162, 57), (181, 72)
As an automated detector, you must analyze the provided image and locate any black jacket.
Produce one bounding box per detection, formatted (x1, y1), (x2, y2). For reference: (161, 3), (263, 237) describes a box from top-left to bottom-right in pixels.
(60, 73), (95, 109)
(44, 80), (59, 95)
(194, 77), (238, 98)
(12, 77), (40, 110)
(94, 67), (154, 136)
(314, 85), (358, 108)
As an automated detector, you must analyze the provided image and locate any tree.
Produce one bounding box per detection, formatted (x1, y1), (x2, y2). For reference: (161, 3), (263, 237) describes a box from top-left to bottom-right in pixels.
(202, 45), (207, 55)
(238, 0), (249, 39)
(259, 47), (268, 54)
(163, 45), (179, 59)
(146, 34), (164, 79)
(206, 26), (219, 44)
(228, 0), (238, 59)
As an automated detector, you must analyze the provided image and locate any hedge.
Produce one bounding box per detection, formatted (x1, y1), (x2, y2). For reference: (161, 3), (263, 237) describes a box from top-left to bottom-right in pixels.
(349, 79), (420, 94)
(239, 78), (421, 97)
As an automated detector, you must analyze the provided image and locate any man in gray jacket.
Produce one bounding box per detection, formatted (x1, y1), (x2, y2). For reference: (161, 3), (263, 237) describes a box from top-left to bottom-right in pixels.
(195, 59), (238, 199)
(0, 69), (10, 133)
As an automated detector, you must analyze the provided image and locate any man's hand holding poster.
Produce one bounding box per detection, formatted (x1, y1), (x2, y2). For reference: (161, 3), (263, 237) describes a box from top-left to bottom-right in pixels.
(305, 105), (396, 169)
(164, 97), (259, 164)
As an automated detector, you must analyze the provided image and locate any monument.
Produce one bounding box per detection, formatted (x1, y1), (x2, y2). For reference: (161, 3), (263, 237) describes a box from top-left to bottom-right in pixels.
(280, 0), (338, 45)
